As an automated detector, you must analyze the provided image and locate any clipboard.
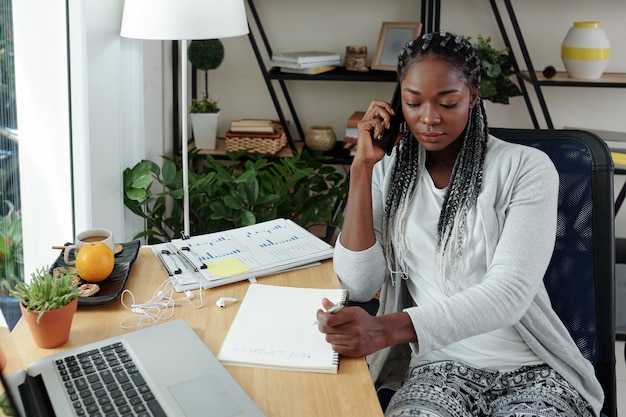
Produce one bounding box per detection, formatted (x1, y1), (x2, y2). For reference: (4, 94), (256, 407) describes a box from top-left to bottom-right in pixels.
(150, 218), (334, 291)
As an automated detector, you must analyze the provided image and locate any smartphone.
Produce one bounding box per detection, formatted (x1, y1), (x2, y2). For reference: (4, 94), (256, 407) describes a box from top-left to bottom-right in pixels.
(376, 85), (404, 155)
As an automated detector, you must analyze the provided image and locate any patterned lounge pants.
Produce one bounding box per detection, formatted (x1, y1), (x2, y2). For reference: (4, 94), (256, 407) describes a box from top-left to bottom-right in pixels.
(385, 360), (594, 417)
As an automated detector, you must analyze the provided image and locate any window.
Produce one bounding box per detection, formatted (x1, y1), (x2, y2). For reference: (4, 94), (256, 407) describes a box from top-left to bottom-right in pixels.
(0, 0), (23, 329)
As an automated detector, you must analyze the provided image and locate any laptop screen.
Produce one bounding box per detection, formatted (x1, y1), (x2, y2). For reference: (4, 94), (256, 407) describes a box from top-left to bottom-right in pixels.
(0, 364), (21, 417)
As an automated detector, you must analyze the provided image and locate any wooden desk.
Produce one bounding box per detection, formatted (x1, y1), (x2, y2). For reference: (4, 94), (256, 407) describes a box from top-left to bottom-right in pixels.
(11, 248), (383, 417)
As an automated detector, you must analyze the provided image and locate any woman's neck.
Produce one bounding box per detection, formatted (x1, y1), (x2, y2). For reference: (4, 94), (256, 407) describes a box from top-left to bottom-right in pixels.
(425, 141), (462, 189)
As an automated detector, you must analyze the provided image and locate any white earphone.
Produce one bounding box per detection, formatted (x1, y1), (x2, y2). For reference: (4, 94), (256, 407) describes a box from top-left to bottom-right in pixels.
(216, 297), (237, 307)
(120, 279), (204, 329)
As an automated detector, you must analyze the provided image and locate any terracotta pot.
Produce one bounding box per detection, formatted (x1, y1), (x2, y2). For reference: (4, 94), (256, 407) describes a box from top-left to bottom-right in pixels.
(20, 298), (78, 349)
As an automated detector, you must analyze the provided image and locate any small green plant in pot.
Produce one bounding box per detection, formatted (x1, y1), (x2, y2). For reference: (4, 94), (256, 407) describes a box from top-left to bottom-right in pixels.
(188, 39), (225, 149)
(6, 266), (80, 348)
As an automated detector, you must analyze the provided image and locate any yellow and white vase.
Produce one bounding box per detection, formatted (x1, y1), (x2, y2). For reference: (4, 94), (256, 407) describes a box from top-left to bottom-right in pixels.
(561, 21), (611, 80)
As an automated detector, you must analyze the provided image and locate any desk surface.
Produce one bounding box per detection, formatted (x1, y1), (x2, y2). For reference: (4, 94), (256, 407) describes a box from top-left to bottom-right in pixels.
(11, 248), (383, 417)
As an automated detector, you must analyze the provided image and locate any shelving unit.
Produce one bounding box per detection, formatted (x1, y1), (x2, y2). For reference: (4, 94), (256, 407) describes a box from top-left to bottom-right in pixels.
(244, 0), (441, 159)
(176, 1), (441, 160)
(489, 0), (626, 129)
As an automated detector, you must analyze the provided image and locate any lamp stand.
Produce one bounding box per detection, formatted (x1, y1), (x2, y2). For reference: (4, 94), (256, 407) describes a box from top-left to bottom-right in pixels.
(181, 39), (190, 238)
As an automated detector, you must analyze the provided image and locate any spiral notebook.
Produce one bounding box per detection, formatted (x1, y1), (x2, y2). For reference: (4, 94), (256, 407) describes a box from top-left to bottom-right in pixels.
(218, 284), (348, 374)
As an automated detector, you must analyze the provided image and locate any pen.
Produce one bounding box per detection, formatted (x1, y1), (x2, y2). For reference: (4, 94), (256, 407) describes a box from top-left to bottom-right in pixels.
(325, 302), (346, 314)
(313, 301), (346, 325)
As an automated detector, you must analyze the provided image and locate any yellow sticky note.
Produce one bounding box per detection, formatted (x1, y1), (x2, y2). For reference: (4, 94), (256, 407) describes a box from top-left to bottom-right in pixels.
(206, 257), (250, 278)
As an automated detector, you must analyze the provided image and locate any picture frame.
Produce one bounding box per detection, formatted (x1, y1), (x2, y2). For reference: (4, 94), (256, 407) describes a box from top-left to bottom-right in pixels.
(371, 22), (423, 71)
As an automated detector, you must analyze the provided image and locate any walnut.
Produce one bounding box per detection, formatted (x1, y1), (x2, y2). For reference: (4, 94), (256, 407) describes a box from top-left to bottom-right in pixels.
(542, 65), (557, 79)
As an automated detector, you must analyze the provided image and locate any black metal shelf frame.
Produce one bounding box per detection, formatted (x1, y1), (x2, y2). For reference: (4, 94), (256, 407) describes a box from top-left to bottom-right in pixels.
(489, 0), (626, 129)
(244, 0), (441, 155)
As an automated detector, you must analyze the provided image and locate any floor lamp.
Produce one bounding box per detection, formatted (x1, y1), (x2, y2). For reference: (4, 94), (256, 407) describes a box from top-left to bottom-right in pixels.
(120, 0), (249, 238)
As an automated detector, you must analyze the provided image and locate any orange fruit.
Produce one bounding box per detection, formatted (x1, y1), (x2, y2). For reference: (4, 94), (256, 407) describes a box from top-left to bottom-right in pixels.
(75, 242), (115, 283)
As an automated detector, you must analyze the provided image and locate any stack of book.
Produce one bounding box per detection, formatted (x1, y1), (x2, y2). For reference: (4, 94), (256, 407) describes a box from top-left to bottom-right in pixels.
(225, 119), (287, 155)
(271, 50), (341, 75)
(229, 119), (276, 134)
(343, 111), (364, 155)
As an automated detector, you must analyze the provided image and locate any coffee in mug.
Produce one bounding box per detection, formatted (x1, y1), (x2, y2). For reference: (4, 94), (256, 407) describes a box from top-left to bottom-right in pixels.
(64, 228), (115, 265)
(81, 235), (110, 243)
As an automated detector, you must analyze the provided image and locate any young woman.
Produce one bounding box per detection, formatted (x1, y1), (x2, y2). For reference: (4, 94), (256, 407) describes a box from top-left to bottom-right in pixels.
(316, 31), (602, 417)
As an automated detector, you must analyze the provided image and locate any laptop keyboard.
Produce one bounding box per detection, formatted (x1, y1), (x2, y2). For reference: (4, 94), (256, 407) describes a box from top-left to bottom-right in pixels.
(55, 342), (167, 417)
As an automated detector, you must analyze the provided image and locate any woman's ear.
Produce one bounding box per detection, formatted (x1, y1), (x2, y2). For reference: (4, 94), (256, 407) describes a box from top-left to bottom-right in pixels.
(469, 87), (480, 108)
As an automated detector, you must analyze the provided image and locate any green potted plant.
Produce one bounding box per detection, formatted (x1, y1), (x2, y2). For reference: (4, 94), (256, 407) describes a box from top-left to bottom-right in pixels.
(0, 200), (24, 330)
(469, 35), (522, 104)
(0, 201), (24, 282)
(123, 149), (348, 244)
(188, 39), (225, 150)
(6, 266), (80, 348)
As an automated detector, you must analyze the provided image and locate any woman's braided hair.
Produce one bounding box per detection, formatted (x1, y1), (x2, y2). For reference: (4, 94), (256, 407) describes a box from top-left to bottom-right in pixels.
(381, 31), (489, 286)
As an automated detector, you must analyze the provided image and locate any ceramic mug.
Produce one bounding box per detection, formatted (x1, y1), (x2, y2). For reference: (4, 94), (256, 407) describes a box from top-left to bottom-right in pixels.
(64, 228), (115, 265)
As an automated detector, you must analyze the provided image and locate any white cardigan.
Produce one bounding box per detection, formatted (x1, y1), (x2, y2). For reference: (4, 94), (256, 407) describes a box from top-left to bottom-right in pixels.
(333, 135), (604, 416)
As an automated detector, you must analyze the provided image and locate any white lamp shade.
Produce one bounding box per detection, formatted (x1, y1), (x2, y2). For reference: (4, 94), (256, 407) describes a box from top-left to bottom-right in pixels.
(120, 0), (249, 40)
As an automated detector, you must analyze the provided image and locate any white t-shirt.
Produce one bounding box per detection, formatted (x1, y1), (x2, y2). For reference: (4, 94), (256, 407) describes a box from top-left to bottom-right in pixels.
(405, 172), (543, 372)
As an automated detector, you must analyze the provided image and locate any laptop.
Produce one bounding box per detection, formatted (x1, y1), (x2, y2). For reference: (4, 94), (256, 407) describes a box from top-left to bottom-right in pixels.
(0, 318), (266, 417)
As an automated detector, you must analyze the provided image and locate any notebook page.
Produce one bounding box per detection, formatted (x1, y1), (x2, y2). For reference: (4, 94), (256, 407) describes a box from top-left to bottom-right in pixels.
(218, 284), (347, 374)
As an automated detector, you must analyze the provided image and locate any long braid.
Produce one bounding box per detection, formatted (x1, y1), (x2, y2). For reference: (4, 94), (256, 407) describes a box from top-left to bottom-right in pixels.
(381, 31), (489, 286)
(382, 128), (422, 283)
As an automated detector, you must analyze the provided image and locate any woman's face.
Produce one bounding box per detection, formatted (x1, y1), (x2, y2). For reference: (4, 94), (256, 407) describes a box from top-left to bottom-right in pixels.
(400, 55), (478, 153)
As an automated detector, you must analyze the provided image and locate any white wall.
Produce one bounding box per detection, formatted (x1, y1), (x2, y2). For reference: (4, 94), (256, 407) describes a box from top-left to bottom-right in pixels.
(13, 0), (74, 276)
(13, 0), (148, 275)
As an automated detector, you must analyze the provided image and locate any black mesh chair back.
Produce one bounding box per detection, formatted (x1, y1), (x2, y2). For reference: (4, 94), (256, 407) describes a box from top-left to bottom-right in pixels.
(491, 128), (616, 417)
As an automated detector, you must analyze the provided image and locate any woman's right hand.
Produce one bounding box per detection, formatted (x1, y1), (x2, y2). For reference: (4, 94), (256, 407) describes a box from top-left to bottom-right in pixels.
(339, 99), (396, 251)
(353, 99), (397, 164)
(316, 298), (417, 357)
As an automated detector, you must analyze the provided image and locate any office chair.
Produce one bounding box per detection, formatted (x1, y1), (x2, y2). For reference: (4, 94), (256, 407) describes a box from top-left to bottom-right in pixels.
(491, 128), (616, 417)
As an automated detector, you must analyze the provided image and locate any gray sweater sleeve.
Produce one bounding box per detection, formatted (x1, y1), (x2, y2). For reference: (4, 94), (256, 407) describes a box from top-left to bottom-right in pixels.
(333, 237), (386, 302)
